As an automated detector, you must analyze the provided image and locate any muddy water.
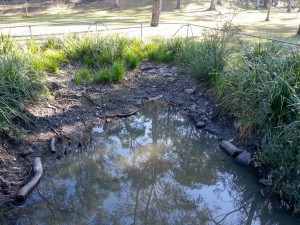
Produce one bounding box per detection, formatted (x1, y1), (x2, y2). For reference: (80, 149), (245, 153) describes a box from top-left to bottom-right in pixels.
(8, 103), (300, 225)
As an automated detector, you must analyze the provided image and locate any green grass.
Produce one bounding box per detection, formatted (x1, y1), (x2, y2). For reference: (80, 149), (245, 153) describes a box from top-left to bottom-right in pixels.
(74, 68), (92, 85)
(0, 35), (45, 140)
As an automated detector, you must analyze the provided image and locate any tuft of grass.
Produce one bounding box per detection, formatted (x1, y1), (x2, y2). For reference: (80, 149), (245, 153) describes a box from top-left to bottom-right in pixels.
(111, 59), (126, 82)
(74, 68), (92, 85)
(145, 38), (184, 63)
(30, 49), (67, 73)
(0, 38), (45, 140)
(93, 68), (112, 84)
(177, 32), (230, 85)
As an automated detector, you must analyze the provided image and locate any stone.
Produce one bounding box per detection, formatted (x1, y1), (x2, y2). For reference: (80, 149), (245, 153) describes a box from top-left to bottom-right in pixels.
(188, 103), (197, 112)
(220, 140), (243, 156)
(20, 148), (34, 157)
(141, 62), (155, 71)
(196, 121), (206, 128)
(166, 77), (175, 82)
(235, 150), (251, 165)
(259, 178), (273, 187)
(184, 89), (195, 94)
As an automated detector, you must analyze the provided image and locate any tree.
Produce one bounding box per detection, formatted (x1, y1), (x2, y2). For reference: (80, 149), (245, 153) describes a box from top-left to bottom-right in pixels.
(114, 0), (119, 8)
(176, 0), (181, 9)
(287, 0), (292, 12)
(256, 0), (260, 9)
(208, 0), (217, 11)
(151, 0), (162, 27)
(265, 0), (272, 21)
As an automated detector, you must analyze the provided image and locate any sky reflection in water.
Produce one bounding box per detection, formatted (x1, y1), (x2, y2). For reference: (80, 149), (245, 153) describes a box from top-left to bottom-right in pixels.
(12, 103), (300, 225)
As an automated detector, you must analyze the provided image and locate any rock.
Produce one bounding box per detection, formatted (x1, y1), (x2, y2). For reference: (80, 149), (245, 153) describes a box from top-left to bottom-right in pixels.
(163, 72), (173, 77)
(196, 121), (206, 128)
(166, 77), (175, 82)
(220, 140), (243, 156)
(184, 89), (195, 94)
(259, 178), (273, 187)
(235, 150), (251, 165)
(20, 148), (34, 157)
(188, 103), (197, 112)
(141, 62), (155, 71)
(234, 121), (241, 130)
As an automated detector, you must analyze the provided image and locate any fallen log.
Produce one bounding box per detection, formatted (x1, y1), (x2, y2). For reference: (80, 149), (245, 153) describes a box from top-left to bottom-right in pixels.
(15, 157), (43, 203)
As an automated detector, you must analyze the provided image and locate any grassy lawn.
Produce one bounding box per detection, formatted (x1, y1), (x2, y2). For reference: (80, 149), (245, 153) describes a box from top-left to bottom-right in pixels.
(0, 0), (299, 41)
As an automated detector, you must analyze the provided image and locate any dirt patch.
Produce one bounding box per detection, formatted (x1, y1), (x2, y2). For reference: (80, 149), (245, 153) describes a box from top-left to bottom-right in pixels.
(0, 61), (241, 211)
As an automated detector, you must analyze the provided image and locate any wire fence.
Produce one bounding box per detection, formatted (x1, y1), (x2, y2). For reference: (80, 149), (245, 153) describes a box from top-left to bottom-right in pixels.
(1, 20), (300, 48)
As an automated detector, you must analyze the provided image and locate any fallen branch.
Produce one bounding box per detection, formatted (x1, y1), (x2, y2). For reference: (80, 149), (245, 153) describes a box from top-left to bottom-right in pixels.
(15, 157), (43, 203)
(50, 137), (56, 153)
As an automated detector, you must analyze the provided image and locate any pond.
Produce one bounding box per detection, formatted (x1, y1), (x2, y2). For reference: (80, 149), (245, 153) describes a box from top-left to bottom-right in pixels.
(5, 103), (300, 225)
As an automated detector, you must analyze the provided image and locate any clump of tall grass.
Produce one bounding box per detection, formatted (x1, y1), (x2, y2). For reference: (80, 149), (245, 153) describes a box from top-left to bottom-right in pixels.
(0, 36), (45, 140)
(145, 38), (184, 63)
(27, 38), (67, 73)
(216, 40), (300, 213)
(63, 34), (142, 84)
(74, 68), (92, 85)
(177, 31), (231, 85)
(93, 59), (126, 84)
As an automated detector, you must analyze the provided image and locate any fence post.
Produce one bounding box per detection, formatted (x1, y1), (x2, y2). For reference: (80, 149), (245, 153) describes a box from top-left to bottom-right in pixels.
(186, 23), (189, 38)
(141, 22), (143, 41)
(28, 25), (32, 38)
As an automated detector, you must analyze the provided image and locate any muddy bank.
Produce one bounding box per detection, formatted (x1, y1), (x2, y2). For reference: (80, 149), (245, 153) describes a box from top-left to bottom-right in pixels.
(0, 61), (249, 209)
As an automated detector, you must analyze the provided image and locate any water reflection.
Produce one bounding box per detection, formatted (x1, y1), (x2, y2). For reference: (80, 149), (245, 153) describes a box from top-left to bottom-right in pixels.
(5, 103), (300, 225)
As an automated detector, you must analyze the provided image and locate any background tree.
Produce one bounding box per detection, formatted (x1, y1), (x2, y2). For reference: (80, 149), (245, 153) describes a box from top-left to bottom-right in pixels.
(176, 0), (181, 9)
(151, 0), (162, 27)
(265, 0), (272, 21)
(208, 0), (217, 10)
(287, 0), (292, 12)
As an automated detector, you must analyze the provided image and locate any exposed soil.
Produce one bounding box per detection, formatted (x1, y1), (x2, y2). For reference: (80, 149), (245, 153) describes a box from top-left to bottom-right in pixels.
(0, 61), (246, 211)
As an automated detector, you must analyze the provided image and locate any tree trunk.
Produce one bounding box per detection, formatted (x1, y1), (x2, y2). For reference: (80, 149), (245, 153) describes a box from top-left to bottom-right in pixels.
(297, 25), (300, 35)
(176, 0), (181, 9)
(208, 0), (216, 10)
(114, 0), (119, 8)
(263, 0), (268, 8)
(265, 0), (272, 21)
(24, 0), (28, 16)
(256, 0), (260, 9)
(287, 0), (292, 12)
(151, 0), (162, 27)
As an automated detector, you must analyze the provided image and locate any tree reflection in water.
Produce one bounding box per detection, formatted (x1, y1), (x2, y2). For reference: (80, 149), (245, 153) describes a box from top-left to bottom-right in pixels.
(6, 103), (300, 225)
